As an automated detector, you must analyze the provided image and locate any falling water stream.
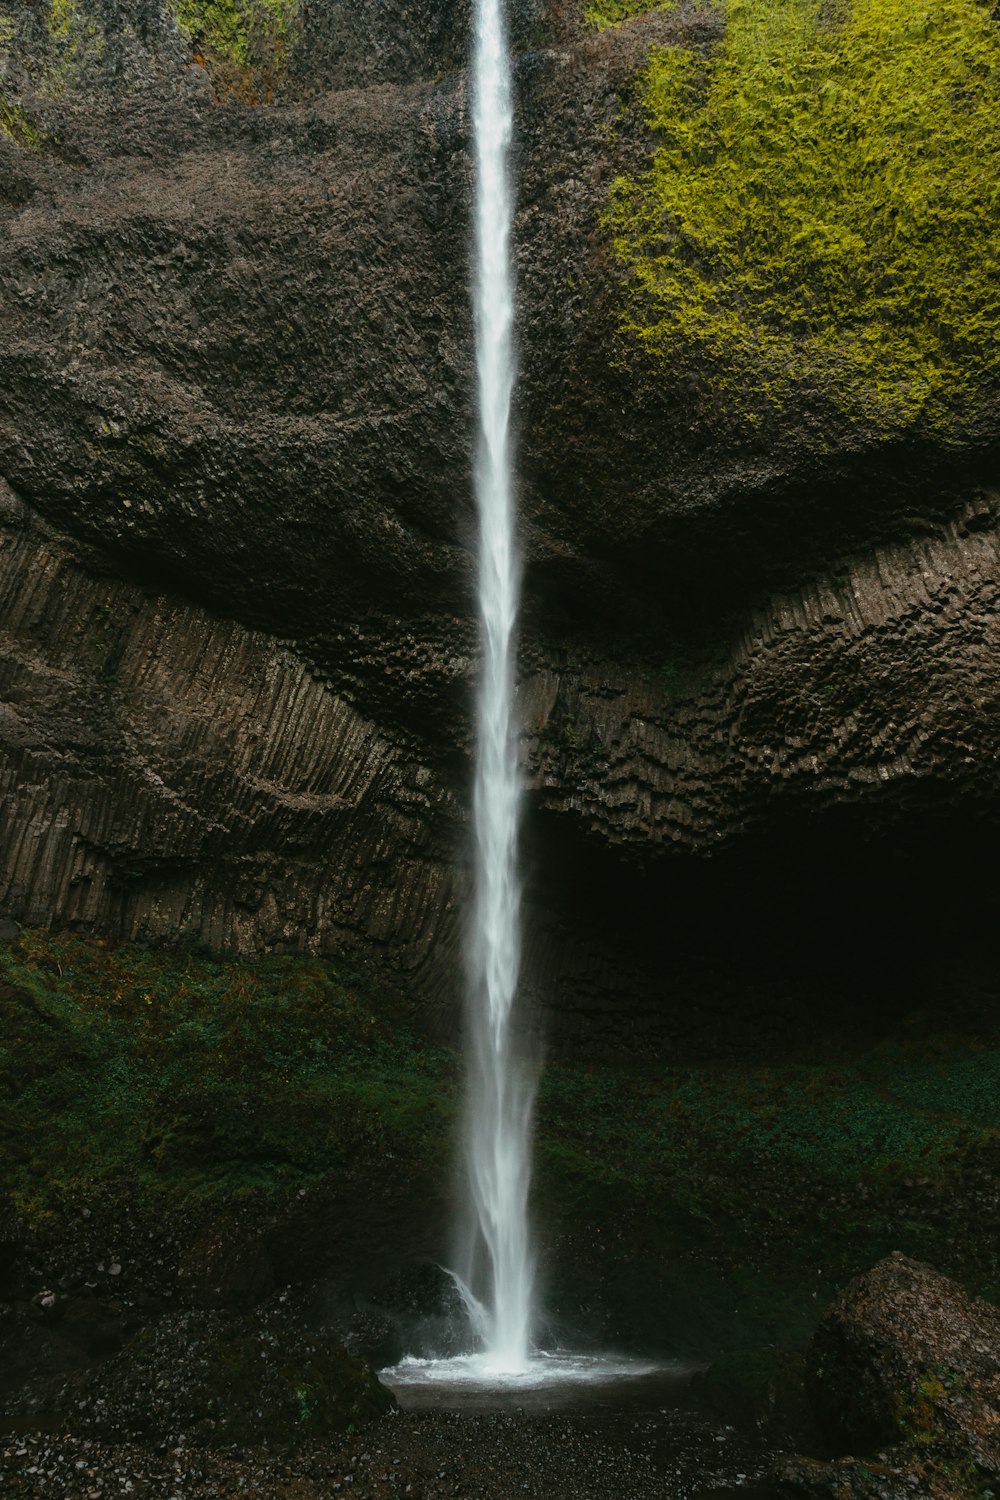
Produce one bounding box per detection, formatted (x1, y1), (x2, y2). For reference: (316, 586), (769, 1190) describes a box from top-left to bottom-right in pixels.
(459, 0), (534, 1373)
(382, 0), (676, 1405)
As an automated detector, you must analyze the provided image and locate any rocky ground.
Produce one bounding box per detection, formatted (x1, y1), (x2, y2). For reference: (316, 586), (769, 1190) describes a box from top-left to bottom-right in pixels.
(7, 1257), (1000, 1499)
(0, 1408), (774, 1500)
(5, 931), (1000, 1497)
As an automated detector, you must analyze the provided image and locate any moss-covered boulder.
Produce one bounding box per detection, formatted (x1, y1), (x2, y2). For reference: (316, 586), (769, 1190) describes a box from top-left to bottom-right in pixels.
(769, 1453), (940, 1499)
(808, 1254), (1000, 1486)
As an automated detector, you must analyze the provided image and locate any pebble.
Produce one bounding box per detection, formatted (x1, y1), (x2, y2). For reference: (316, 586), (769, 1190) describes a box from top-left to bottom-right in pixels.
(0, 1409), (772, 1500)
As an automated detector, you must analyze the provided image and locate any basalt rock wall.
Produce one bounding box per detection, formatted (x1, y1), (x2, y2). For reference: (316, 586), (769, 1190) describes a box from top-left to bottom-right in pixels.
(1, 0), (998, 1034)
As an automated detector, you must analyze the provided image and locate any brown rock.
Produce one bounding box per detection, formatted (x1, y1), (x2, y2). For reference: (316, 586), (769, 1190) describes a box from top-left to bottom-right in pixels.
(769, 1454), (940, 1500)
(1, 1), (999, 1040)
(808, 1253), (1000, 1477)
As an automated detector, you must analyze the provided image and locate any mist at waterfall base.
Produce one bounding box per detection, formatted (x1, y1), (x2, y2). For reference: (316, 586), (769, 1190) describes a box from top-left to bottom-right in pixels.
(382, 0), (672, 1406)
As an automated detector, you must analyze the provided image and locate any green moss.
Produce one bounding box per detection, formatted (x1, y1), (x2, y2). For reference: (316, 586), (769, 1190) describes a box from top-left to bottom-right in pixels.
(173, 0), (301, 102)
(535, 1028), (1000, 1350)
(8, 931), (1000, 1357)
(888, 1368), (997, 1498)
(0, 931), (455, 1219)
(48, 0), (75, 40)
(44, 0), (105, 90)
(0, 98), (42, 150)
(584, 0), (676, 30)
(606, 0), (1000, 438)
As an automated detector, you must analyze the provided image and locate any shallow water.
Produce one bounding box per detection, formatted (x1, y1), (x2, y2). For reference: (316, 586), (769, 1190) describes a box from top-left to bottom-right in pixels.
(380, 1351), (698, 1414)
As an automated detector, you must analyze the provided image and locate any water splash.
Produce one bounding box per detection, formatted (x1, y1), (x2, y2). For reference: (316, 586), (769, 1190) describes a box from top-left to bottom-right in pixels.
(459, 0), (536, 1374)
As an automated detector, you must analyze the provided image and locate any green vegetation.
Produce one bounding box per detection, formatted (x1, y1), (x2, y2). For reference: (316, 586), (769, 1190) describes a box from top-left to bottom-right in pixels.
(539, 1045), (989, 1205)
(605, 0), (1000, 437)
(535, 1025), (1000, 1348)
(889, 1369), (998, 1499)
(584, 0), (675, 31)
(0, 97), (42, 150)
(173, 0), (301, 102)
(0, 931), (454, 1219)
(6, 931), (1000, 1352)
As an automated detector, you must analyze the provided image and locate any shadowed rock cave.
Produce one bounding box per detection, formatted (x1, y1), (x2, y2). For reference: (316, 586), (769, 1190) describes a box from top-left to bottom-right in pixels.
(522, 794), (1000, 1058)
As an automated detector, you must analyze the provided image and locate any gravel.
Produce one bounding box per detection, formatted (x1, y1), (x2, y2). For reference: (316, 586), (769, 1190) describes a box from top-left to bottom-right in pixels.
(2, 1408), (774, 1499)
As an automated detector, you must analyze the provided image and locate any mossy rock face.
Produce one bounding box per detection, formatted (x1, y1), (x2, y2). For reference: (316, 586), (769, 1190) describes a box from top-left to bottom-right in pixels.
(30, 1308), (396, 1445)
(584, 0), (676, 29)
(9, 932), (1000, 1382)
(604, 0), (1000, 443)
(173, 0), (302, 102)
(769, 1453), (942, 1499)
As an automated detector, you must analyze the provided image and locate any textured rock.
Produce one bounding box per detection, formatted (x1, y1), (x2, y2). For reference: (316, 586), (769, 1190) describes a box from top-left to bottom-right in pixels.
(15, 1305), (397, 1443)
(808, 1254), (1000, 1477)
(769, 1454), (939, 1500)
(524, 494), (1000, 854)
(0, 0), (999, 1027)
(0, 505), (463, 1001)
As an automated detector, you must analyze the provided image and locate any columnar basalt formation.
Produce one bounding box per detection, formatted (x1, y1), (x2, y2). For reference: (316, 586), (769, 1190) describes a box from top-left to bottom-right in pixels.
(0, 495), (462, 999)
(524, 494), (1000, 855)
(1, 0), (998, 1029)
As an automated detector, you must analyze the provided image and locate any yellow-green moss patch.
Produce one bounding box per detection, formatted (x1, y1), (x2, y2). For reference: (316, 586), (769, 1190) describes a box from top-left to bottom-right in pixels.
(44, 0), (106, 91)
(0, 97), (42, 150)
(173, 0), (301, 103)
(584, 0), (676, 31)
(606, 0), (1000, 438)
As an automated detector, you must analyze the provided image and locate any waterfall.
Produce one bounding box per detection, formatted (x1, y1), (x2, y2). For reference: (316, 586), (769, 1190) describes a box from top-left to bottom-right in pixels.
(461, 0), (535, 1373)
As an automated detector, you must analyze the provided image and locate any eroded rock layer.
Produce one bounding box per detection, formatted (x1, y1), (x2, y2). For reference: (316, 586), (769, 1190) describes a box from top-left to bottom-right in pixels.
(1, 0), (998, 1029)
(0, 494), (461, 1001)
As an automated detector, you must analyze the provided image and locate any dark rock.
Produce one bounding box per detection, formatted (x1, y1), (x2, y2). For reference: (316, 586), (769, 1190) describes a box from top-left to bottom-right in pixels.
(16, 1306), (396, 1445)
(688, 1346), (818, 1449)
(0, 1191), (23, 1296)
(808, 1253), (1000, 1476)
(769, 1454), (940, 1500)
(177, 1213), (275, 1311)
(276, 1260), (471, 1370)
(0, 0), (998, 1044)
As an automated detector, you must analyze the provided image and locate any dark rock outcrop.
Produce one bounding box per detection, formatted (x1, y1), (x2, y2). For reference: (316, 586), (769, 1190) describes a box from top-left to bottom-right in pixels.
(770, 1454), (939, 1500)
(13, 1305), (396, 1444)
(0, 504), (463, 998)
(807, 1254), (1000, 1484)
(1, 0), (998, 1030)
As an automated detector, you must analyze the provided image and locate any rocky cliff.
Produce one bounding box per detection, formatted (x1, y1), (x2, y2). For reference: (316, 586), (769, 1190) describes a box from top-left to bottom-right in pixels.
(1, 0), (998, 1036)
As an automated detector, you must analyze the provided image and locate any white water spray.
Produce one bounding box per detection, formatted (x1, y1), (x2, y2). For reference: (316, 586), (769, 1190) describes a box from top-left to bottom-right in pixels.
(461, 0), (535, 1374)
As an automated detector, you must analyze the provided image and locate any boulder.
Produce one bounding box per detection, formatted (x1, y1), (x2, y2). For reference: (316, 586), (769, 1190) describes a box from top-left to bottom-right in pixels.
(808, 1253), (1000, 1478)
